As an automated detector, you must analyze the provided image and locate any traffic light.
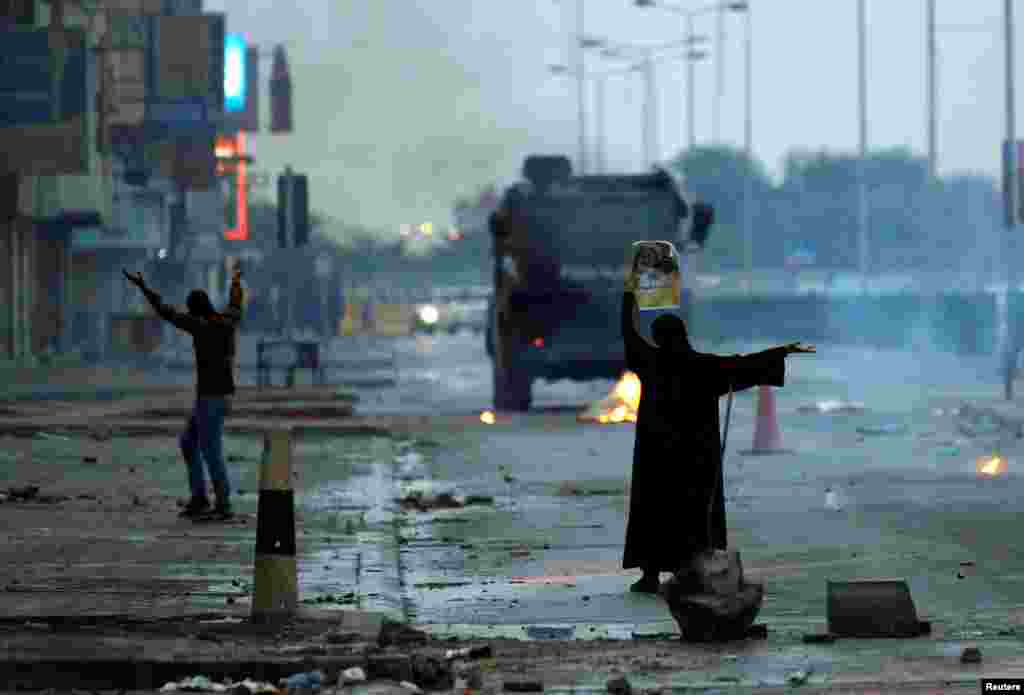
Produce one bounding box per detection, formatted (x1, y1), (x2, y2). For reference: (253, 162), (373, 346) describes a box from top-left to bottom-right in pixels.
(293, 174), (309, 246)
(277, 174), (289, 248)
(277, 170), (310, 247)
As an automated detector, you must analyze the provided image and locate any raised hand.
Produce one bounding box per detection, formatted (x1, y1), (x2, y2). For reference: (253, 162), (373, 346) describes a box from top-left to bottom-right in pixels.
(785, 342), (816, 354)
(122, 269), (145, 289)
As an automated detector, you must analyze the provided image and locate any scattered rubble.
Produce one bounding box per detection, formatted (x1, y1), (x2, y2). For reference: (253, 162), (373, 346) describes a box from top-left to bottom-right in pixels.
(279, 670), (324, 693)
(785, 666), (813, 685)
(606, 674), (632, 695)
(3, 485), (70, 504)
(960, 646), (982, 664)
(378, 619), (429, 648)
(338, 667), (367, 685)
(797, 400), (866, 415)
(855, 423), (908, 436)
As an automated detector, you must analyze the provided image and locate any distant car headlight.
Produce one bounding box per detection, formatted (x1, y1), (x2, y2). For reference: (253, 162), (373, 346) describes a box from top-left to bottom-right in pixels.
(418, 305), (440, 325)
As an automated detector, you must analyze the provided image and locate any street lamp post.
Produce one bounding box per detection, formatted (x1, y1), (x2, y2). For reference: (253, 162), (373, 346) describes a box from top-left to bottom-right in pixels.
(926, 0), (937, 180)
(575, 0), (587, 174)
(857, 0), (869, 291)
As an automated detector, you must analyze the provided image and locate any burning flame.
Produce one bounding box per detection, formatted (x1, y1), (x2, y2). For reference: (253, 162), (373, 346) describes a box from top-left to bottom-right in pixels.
(578, 372), (641, 424)
(480, 410), (496, 425)
(976, 455), (1008, 477)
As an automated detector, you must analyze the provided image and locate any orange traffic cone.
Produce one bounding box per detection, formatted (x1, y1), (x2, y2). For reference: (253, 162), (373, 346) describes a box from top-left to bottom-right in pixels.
(742, 385), (791, 455)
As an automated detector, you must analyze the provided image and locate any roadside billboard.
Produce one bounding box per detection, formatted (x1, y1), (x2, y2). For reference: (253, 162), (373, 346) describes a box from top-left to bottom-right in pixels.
(0, 28), (89, 174)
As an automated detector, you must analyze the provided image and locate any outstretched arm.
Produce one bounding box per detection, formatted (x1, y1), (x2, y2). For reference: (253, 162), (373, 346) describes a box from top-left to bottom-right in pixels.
(622, 274), (656, 374)
(123, 269), (202, 334)
(712, 343), (816, 396)
(219, 267), (245, 328)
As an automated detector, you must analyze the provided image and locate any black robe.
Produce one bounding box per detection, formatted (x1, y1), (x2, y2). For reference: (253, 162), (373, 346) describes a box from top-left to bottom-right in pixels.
(621, 292), (786, 571)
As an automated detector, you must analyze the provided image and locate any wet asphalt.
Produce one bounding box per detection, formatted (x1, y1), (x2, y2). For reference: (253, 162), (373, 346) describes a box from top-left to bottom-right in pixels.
(274, 332), (1024, 644)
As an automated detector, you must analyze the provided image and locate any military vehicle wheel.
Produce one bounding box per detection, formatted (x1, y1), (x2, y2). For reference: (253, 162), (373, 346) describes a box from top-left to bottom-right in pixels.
(493, 360), (532, 411)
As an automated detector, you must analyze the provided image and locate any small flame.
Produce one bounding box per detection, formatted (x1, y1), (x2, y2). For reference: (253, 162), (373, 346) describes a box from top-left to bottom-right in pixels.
(579, 372), (641, 424)
(976, 455), (1008, 477)
(480, 410), (496, 425)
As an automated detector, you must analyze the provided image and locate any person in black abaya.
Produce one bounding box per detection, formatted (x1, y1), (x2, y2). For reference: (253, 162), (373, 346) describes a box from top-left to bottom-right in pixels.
(621, 274), (815, 593)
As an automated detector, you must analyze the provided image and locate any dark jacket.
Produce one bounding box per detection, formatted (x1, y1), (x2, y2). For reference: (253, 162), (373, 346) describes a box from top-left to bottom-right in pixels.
(620, 292), (786, 571)
(145, 276), (244, 397)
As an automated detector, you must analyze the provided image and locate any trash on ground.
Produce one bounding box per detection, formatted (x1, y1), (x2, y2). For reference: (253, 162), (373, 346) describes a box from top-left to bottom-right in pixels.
(855, 423), (908, 436)
(824, 487), (843, 512)
(378, 619), (429, 647)
(160, 676), (231, 693)
(338, 667), (366, 685)
(961, 646), (982, 664)
(785, 667), (813, 685)
(230, 679), (279, 694)
(34, 431), (71, 441)
(396, 480), (467, 512)
(5, 485), (69, 504)
(452, 659), (483, 691)
(525, 625), (574, 640)
(323, 629), (360, 644)
(606, 674), (632, 695)
(797, 400), (866, 415)
(279, 670), (323, 693)
(445, 645), (494, 661)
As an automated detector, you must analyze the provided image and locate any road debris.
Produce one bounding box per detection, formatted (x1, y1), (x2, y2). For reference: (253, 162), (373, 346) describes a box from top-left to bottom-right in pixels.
(855, 423), (908, 436)
(445, 645), (494, 660)
(230, 679), (279, 694)
(961, 647), (982, 664)
(338, 667), (367, 685)
(378, 619), (429, 647)
(606, 674), (632, 695)
(824, 486), (843, 511)
(160, 675), (232, 692)
(785, 666), (813, 685)
(279, 670), (324, 693)
(797, 400), (866, 415)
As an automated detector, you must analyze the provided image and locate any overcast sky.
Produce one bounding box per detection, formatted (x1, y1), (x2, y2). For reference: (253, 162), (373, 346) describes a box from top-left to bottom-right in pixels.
(203, 0), (1012, 239)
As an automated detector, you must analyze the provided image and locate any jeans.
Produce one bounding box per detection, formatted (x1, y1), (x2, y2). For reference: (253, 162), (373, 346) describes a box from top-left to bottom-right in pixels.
(179, 397), (231, 503)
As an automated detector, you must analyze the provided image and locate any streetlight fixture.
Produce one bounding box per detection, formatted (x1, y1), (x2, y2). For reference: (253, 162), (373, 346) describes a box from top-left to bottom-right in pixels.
(635, 0), (747, 148)
(586, 35), (710, 169)
(637, 0), (751, 290)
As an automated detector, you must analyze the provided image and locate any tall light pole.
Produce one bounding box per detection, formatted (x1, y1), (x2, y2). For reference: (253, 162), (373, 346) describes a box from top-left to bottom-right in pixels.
(643, 53), (658, 167)
(575, 0), (587, 174)
(742, 3), (753, 294)
(856, 0), (870, 289)
(715, 4), (725, 144)
(926, 0), (937, 180)
(1004, 0), (1017, 399)
(595, 75), (606, 173)
(636, 1), (745, 151)
(687, 15), (698, 149)
(1006, 0), (1017, 289)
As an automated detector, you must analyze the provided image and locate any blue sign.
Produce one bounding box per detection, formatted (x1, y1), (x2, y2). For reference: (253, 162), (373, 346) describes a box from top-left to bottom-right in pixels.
(0, 29), (86, 128)
(224, 33), (246, 113)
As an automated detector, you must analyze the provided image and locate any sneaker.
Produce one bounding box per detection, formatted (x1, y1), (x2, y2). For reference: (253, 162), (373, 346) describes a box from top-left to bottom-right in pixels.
(178, 497), (210, 518)
(194, 501), (234, 522)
